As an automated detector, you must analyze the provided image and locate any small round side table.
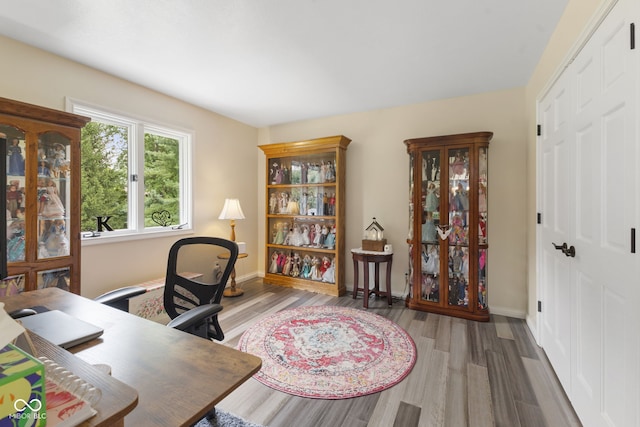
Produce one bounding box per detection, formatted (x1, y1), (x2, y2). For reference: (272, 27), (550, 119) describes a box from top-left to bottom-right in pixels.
(217, 252), (248, 297)
(351, 248), (393, 308)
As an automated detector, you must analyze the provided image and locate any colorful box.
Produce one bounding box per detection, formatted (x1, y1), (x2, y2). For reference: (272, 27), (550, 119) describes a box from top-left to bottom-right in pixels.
(0, 344), (46, 427)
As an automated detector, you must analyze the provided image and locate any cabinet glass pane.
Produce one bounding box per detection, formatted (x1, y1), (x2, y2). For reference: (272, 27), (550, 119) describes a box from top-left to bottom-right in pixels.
(421, 151), (440, 244)
(269, 216), (335, 249)
(3, 126), (26, 262)
(269, 154), (336, 185)
(37, 267), (70, 291)
(448, 246), (469, 307)
(479, 249), (488, 310)
(269, 186), (335, 217)
(421, 244), (440, 302)
(37, 132), (71, 259)
(268, 247), (335, 283)
(0, 275), (25, 296)
(448, 148), (469, 246)
(479, 146), (488, 244)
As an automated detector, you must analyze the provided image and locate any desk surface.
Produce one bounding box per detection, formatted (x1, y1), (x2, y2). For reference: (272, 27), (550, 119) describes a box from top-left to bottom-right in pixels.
(1, 288), (262, 427)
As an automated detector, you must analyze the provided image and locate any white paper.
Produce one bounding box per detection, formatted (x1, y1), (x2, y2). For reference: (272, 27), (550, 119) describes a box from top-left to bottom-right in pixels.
(0, 302), (26, 348)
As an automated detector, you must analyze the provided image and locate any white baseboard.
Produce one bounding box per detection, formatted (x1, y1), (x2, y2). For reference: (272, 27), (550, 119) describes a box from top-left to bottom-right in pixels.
(489, 305), (526, 319)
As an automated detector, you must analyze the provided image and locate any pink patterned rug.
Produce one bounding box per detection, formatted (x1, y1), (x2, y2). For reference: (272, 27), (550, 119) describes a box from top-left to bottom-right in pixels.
(238, 305), (416, 399)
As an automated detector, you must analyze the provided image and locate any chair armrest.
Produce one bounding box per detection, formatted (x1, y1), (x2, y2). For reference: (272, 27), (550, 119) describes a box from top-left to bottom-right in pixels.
(167, 304), (223, 332)
(94, 286), (148, 310)
(9, 308), (37, 319)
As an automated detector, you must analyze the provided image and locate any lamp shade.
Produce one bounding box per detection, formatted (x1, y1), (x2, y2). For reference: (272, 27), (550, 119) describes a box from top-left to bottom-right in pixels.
(218, 198), (245, 220)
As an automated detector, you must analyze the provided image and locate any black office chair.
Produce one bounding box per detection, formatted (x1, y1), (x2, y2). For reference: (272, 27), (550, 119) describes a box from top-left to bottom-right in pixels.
(164, 237), (238, 341)
(93, 237), (238, 342)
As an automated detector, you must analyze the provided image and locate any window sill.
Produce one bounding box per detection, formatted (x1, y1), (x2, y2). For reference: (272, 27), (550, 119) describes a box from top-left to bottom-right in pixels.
(81, 227), (193, 246)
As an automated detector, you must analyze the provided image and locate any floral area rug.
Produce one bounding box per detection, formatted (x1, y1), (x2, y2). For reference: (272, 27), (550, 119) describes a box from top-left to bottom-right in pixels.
(238, 305), (416, 399)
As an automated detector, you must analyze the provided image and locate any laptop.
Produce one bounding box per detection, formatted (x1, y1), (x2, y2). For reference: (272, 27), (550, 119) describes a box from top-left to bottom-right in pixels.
(18, 310), (104, 349)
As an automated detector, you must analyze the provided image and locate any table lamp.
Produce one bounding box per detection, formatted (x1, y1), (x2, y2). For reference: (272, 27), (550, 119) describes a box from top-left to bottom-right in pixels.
(218, 198), (245, 241)
(218, 198), (247, 297)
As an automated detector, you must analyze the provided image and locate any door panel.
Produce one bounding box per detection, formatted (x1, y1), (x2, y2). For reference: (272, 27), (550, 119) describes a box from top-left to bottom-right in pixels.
(539, 75), (573, 392)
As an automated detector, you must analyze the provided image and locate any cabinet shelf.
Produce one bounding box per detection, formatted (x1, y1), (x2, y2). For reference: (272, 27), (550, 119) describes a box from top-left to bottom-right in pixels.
(260, 135), (350, 297)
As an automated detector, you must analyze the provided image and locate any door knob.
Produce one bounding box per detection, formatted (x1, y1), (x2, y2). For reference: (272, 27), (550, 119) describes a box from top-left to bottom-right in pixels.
(564, 245), (575, 257)
(552, 242), (567, 252)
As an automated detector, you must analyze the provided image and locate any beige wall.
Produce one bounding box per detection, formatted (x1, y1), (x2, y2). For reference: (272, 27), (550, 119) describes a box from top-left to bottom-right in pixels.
(259, 88), (529, 317)
(524, 0), (610, 330)
(0, 35), (259, 298)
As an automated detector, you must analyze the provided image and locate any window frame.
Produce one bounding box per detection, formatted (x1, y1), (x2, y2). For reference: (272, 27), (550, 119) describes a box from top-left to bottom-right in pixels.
(66, 97), (193, 245)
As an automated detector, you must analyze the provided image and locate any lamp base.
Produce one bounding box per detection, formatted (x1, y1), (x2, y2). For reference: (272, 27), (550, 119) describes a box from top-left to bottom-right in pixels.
(223, 287), (244, 297)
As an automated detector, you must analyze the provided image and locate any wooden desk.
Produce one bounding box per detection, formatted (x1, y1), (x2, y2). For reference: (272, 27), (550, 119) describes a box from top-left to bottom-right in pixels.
(1, 288), (262, 427)
(351, 248), (393, 308)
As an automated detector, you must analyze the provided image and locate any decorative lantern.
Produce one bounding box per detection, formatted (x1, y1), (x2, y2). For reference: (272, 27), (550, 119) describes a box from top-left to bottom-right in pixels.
(362, 217), (387, 251)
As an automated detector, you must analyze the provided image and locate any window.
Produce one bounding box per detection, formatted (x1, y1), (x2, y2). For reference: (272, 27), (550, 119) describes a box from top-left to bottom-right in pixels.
(67, 99), (192, 242)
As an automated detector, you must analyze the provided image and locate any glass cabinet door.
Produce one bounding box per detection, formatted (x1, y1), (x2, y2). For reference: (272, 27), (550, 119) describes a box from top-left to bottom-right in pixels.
(447, 147), (470, 308)
(3, 125), (27, 263)
(37, 132), (71, 259)
(420, 150), (441, 303)
(478, 146), (488, 310)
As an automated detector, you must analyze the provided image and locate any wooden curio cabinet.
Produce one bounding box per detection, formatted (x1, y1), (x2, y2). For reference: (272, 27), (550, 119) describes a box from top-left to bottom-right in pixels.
(1, 97), (90, 296)
(405, 131), (491, 321)
(259, 135), (350, 296)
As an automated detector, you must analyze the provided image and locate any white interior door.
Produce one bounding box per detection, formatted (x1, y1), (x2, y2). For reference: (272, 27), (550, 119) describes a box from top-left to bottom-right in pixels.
(538, 70), (574, 393)
(570, 1), (639, 425)
(538, 0), (640, 426)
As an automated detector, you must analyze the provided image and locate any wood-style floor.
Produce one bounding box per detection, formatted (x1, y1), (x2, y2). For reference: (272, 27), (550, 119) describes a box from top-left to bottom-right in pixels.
(215, 278), (582, 427)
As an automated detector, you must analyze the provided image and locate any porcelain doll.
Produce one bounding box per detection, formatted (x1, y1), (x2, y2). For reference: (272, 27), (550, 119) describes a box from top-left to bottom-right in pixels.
(322, 258), (335, 283)
(287, 198), (300, 215)
(311, 257), (323, 281)
(301, 224), (311, 246)
(270, 162), (280, 184)
(424, 246), (439, 275)
(320, 224), (329, 246)
(290, 253), (301, 277)
(282, 227), (294, 246)
(44, 219), (69, 256)
(301, 254), (312, 278)
(290, 224), (303, 246)
(273, 222), (285, 245)
(308, 223), (316, 245)
(278, 192), (289, 214)
(422, 212), (437, 242)
(478, 183), (487, 213)
(41, 179), (65, 218)
(51, 143), (66, 175)
(269, 192), (278, 214)
(299, 192), (307, 215)
(8, 138), (25, 176)
(309, 256), (319, 280)
(301, 162), (308, 184)
(277, 251), (286, 273)
(323, 225), (336, 249)
(450, 150), (466, 178)
(6, 184), (22, 218)
(282, 253), (292, 276)
(37, 159), (51, 177)
(328, 193), (336, 216)
(425, 182), (439, 212)
(312, 224), (322, 247)
(269, 252), (279, 273)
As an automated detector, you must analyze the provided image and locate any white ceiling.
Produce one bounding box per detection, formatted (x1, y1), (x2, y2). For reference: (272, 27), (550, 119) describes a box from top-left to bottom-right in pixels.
(0, 0), (568, 127)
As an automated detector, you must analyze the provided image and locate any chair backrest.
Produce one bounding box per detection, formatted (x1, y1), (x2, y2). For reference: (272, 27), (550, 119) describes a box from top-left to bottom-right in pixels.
(163, 237), (239, 320)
